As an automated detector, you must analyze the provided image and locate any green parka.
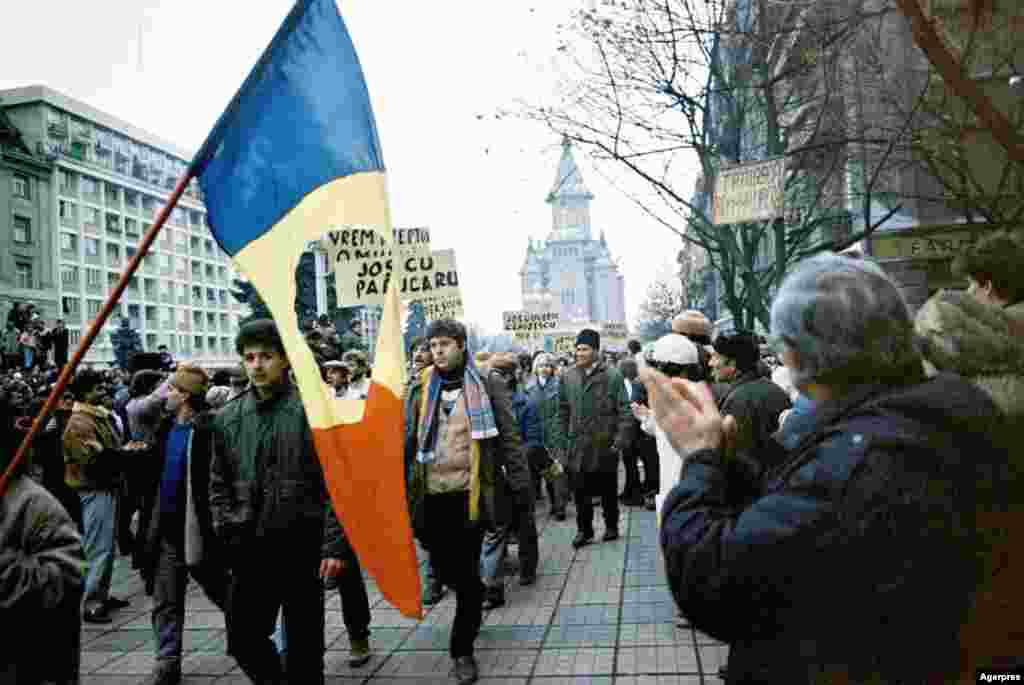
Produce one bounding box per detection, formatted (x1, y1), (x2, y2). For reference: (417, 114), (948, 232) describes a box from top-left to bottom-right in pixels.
(558, 362), (632, 474)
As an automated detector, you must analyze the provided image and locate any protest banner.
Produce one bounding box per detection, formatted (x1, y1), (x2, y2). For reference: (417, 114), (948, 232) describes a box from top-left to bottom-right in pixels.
(411, 249), (463, 322)
(711, 157), (785, 225)
(600, 321), (629, 350)
(503, 311), (561, 336)
(321, 226), (432, 306)
(550, 334), (577, 355)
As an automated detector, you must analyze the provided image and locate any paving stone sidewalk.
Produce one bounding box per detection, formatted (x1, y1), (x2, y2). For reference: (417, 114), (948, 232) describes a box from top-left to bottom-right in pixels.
(79, 500), (728, 684)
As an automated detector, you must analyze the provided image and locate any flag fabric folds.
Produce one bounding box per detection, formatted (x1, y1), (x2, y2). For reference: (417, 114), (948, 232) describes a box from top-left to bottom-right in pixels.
(190, 0), (421, 618)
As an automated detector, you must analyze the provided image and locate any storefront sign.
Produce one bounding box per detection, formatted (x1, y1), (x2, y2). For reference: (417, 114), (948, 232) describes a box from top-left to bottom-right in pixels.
(872, 229), (979, 261)
(712, 157), (785, 225)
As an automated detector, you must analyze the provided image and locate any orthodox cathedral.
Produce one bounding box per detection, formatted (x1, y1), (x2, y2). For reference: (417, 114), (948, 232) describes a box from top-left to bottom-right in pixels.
(519, 139), (627, 325)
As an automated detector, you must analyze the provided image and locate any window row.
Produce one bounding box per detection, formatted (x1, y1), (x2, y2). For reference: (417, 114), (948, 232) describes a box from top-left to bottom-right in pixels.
(59, 268), (232, 305)
(57, 174), (206, 229)
(46, 108), (201, 200)
(59, 231), (231, 274)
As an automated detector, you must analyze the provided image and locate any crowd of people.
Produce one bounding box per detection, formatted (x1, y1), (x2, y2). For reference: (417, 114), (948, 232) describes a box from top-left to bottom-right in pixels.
(1, 231), (1022, 684)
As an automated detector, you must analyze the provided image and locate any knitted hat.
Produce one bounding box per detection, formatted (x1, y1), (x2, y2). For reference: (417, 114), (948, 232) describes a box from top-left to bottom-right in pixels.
(576, 328), (600, 350)
(172, 363), (209, 398)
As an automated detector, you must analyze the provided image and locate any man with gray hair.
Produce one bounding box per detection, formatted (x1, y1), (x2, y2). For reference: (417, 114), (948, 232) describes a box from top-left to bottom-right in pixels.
(648, 254), (1007, 683)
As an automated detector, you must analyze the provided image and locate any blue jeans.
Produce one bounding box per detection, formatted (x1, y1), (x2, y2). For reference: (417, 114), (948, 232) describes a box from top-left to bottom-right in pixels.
(80, 490), (117, 612)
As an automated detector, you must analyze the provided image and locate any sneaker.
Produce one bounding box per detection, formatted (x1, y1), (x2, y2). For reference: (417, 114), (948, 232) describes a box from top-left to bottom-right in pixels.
(141, 663), (181, 685)
(347, 637), (371, 667)
(423, 584), (446, 606)
(482, 587), (505, 610)
(602, 529), (619, 542)
(572, 532), (594, 549)
(453, 655), (479, 685)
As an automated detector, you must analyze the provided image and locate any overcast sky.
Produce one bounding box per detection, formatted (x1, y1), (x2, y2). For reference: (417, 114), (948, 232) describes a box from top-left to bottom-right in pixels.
(1, 1), (686, 333)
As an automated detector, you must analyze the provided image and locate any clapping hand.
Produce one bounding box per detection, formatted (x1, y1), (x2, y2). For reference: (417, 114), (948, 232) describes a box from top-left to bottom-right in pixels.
(638, 367), (738, 458)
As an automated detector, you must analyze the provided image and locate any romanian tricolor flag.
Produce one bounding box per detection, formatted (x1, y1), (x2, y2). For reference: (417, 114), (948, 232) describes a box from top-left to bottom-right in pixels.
(190, 0), (421, 618)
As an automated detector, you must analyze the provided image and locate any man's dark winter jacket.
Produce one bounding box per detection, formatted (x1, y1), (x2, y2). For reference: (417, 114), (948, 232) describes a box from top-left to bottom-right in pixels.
(209, 385), (348, 562)
(660, 373), (1004, 683)
(511, 389), (542, 454)
(558, 362), (632, 474)
(135, 412), (222, 595)
(717, 369), (791, 459)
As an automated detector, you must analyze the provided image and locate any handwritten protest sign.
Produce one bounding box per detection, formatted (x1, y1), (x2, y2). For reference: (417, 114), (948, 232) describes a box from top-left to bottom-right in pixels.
(321, 226), (433, 306)
(711, 157), (785, 225)
(550, 334), (577, 355)
(503, 311), (561, 342)
(412, 250), (463, 322)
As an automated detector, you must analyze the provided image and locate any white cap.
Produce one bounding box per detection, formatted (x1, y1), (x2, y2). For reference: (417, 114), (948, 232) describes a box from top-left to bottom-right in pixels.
(649, 333), (699, 366)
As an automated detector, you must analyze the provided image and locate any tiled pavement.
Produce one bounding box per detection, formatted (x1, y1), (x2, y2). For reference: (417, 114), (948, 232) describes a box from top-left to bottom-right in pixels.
(79, 500), (728, 684)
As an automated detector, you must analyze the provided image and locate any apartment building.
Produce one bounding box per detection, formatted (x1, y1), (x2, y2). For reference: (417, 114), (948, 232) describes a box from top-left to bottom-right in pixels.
(0, 85), (243, 366)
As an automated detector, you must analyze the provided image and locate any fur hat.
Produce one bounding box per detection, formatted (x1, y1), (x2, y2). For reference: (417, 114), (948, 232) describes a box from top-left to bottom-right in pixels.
(576, 328), (600, 350)
(205, 385), (231, 409)
(712, 331), (760, 371)
(672, 310), (712, 344)
(172, 363), (209, 398)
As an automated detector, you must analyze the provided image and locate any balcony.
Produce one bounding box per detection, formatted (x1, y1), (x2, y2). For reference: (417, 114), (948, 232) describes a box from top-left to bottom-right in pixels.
(48, 122), (68, 139)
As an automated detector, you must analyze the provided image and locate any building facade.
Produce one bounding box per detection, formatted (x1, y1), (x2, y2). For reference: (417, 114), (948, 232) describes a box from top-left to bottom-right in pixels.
(0, 106), (58, 323)
(0, 85), (242, 366)
(519, 139), (627, 327)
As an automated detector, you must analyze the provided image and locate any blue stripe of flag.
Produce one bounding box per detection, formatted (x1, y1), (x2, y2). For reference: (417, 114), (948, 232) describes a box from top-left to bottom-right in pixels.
(190, 0), (385, 257)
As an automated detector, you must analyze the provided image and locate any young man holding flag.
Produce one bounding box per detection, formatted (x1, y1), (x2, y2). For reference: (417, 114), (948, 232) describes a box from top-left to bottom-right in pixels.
(210, 320), (350, 685)
(405, 319), (532, 685)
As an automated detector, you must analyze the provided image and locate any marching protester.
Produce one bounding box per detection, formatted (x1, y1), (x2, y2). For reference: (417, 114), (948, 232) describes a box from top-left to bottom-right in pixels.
(340, 349), (370, 399)
(913, 231), (1024, 673)
(323, 359), (351, 398)
(652, 253), (1007, 683)
(618, 357), (657, 510)
(559, 328), (632, 548)
(135, 363), (230, 685)
(210, 320), (351, 684)
(0, 398), (85, 685)
(529, 353), (568, 520)
(405, 319), (530, 685)
(478, 354), (539, 610)
(63, 368), (142, 624)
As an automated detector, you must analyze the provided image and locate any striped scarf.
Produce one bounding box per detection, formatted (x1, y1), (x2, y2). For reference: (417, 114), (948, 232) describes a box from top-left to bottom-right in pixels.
(416, 361), (498, 464)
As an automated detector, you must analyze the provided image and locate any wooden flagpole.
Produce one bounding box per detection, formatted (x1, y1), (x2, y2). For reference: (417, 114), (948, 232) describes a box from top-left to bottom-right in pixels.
(0, 170), (196, 496)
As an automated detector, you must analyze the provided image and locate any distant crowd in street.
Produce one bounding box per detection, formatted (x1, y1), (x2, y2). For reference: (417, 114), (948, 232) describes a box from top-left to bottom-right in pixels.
(1, 231), (1023, 684)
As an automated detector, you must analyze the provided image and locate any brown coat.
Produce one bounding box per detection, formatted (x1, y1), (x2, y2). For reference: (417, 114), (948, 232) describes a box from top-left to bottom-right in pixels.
(63, 402), (124, 491)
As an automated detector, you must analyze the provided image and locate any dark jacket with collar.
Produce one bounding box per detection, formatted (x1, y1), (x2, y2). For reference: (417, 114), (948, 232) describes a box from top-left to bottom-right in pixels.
(528, 377), (567, 453)
(718, 369), (791, 463)
(660, 373), (1006, 683)
(135, 412), (221, 594)
(558, 361), (632, 474)
(209, 384), (348, 562)
(403, 365), (530, 537)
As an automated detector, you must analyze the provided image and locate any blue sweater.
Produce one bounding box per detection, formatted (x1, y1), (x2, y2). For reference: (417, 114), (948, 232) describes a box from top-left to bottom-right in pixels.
(159, 423), (192, 541)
